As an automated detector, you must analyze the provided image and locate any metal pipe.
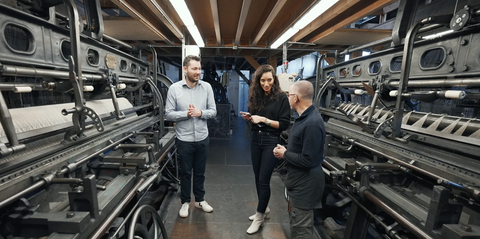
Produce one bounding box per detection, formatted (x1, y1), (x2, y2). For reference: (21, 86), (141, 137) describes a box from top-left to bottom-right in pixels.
(0, 178), (47, 209)
(394, 19), (426, 138)
(57, 132), (135, 175)
(89, 177), (146, 239)
(118, 77), (140, 83)
(350, 140), (477, 198)
(157, 140), (175, 164)
(364, 190), (433, 239)
(0, 84), (43, 91)
(338, 187), (402, 239)
(64, 0), (82, 87)
(332, 78), (480, 88)
(339, 23), (444, 55)
(1, 65), (104, 80)
(0, 91), (19, 147)
(152, 44), (329, 52)
(103, 34), (134, 50)
(287, 41), (316, 45)
(389, 78), (480, 87)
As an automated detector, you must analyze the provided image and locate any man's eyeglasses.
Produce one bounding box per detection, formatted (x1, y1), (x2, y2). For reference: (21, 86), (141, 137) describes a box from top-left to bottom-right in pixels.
(287, 93), (297, 98)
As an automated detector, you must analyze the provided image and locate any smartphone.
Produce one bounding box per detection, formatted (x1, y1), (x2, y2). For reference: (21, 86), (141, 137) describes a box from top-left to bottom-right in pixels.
(240, 111), (251, 116)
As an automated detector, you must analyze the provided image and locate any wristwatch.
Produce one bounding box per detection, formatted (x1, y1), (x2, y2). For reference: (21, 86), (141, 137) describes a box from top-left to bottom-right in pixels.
(265, 119), (272, 126)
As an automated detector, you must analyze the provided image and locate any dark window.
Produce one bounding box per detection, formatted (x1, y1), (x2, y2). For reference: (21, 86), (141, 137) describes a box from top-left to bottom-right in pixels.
(353, 65), (362, 76)
(369, 61), (381, 74)
(420, 48), (445, 69)
(386, 9), (397, 21)
(120, 60), (128, 71)
(87, 49), (99, 65)
(61, 41), (71, 60)
(131, 63), (137, 74)
(5, 24), (31, 52)
(390, 56), (402, 72)
(339, 68), (347, 77)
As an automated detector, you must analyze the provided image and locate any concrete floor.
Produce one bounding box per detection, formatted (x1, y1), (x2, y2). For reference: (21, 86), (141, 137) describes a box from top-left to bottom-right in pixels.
(161, 117), (291, 239)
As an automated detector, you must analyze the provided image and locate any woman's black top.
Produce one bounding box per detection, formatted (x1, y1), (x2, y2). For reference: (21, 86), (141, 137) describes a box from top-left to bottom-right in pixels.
(251, 93), (291, 136)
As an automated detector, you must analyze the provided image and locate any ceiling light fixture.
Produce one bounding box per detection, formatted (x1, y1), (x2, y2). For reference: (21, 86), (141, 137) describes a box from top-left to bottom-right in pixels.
(270, 0), (339, 49)
(169, 0), (205, 47)
(149, 0), (183, 38)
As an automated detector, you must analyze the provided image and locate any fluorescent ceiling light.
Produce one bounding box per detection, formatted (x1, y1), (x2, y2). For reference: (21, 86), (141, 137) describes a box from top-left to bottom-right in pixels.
(270, 28), (299, 49)
(271, 0), (338, 49)
(187, 25), (205, 47)
(293, 0), (339, 30)
(169, 0), (194, 26)
(169, 0), (204, 47)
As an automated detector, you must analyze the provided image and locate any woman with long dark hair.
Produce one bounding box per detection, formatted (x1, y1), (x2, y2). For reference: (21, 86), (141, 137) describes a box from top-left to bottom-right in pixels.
(240, 65), (291, 234)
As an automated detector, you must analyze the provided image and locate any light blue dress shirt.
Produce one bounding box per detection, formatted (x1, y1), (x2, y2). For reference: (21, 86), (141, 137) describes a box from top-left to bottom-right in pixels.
(165, 79), (217, 142)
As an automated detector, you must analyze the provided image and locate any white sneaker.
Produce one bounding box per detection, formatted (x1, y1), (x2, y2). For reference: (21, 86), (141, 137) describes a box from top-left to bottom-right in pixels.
(249, 207), (270, 221)
(194, 200), (213, 213)
(179, 203), (189, 218)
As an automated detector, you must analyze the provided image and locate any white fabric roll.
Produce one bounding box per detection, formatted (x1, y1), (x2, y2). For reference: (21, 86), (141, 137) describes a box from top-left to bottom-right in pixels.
(389, 90), (398, 97)
(354, 89), (364, 95)
(0, 98), (133, 137)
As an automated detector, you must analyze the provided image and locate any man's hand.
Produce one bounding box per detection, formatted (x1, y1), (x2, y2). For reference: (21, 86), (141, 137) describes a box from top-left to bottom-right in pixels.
(273, 144), (286, 159)
(188, 104), (202, 117)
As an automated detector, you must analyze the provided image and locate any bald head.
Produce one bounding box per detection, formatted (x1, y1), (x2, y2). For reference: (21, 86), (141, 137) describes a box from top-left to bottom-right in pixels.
(290, 80), (314, 101)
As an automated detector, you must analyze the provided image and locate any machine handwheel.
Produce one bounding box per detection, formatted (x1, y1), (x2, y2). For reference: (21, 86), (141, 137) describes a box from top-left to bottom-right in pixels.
(128, 205), (168, 239)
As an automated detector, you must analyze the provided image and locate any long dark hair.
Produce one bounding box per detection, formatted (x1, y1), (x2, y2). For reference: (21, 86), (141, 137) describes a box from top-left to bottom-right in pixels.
(247, 65), (282, 114)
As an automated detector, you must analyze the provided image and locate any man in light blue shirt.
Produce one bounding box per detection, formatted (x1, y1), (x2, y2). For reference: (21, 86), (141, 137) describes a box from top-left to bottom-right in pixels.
(165, 55), (217, 218)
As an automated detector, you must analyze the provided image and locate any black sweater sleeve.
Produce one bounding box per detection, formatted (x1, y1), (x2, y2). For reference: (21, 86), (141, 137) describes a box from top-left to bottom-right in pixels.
(277, 94), (291, 131)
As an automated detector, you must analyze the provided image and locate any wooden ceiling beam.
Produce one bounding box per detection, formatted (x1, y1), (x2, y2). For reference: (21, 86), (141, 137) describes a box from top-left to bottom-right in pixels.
(306, 0), (397, 43)
(234, 0), (252, 46)
(292, 0), (362, 42)
(138, 0), (183, 40)
(251, 0), (287, 46)
(210, 0), (222, 46)
(244, 55), (260, 69)
(110, 0), (173, 44)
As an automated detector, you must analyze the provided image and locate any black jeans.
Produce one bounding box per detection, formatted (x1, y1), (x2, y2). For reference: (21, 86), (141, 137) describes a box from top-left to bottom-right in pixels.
(177, 137), (209, 204)
(250, 131), (280, 214)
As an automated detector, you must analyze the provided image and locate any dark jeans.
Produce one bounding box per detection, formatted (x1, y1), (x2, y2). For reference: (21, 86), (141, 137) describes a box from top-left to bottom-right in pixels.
(289, 206), (314, 239)
(177, 137), (209, 204)
(251, 131), (280, 214)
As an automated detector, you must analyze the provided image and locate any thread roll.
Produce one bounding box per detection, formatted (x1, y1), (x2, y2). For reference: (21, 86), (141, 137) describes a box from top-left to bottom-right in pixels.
(444, 90), (465, 99)
(13, 86), (32, 93)
(83, 85), (94, 92)
(354, 89), (364, 95)
(117, 83), (126, 90)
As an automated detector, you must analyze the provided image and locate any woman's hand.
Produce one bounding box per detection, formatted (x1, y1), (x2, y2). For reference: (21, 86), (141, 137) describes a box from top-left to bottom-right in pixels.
(240, 111), (251, 121)
(250, 115), (266, 124)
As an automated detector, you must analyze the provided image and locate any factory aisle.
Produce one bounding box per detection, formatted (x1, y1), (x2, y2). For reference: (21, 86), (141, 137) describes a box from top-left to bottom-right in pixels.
(162, 117), (291, 239)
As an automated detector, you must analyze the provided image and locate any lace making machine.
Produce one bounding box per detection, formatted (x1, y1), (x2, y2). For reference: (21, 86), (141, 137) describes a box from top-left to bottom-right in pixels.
(315, 1), (480, 238)
(0, 1), (177, 239)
